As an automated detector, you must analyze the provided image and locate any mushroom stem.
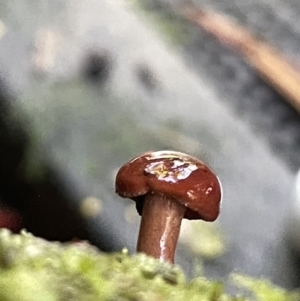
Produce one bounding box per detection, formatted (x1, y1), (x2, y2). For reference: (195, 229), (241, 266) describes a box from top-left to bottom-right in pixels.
(137, 192), (186, 263)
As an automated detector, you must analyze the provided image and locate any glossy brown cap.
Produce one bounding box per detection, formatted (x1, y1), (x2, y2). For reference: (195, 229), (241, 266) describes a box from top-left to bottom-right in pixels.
(115, 150), (222, 221)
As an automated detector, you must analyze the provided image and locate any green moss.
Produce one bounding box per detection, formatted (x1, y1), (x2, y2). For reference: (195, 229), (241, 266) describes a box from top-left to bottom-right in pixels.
(232, 274), (300, 301)
(179, 220), (226, 260)
(0, 229), (298, 301)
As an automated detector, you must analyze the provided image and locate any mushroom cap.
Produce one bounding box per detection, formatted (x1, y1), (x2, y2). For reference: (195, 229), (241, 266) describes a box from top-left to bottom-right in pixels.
(115, 150), (222, 221)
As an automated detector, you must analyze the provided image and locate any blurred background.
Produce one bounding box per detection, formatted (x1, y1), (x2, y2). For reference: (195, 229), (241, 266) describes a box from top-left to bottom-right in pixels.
(0, 0), (300, 292)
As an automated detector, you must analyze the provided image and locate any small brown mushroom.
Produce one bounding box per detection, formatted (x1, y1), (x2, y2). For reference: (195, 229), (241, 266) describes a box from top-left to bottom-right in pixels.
(115, 150), (222, 263)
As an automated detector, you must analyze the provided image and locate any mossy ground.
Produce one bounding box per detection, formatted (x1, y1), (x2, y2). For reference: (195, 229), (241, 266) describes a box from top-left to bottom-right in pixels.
(0, 229), (299, 301)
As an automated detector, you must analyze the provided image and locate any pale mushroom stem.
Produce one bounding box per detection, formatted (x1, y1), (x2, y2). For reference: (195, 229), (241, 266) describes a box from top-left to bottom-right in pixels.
(136, 192), (186, 264)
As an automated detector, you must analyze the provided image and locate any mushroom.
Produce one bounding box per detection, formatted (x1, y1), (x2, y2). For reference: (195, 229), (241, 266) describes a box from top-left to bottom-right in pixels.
(115, 150), (222, 263)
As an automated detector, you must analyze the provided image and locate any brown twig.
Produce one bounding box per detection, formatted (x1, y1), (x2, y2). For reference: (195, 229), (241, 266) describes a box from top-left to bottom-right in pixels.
(181, 7), (300, 114)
